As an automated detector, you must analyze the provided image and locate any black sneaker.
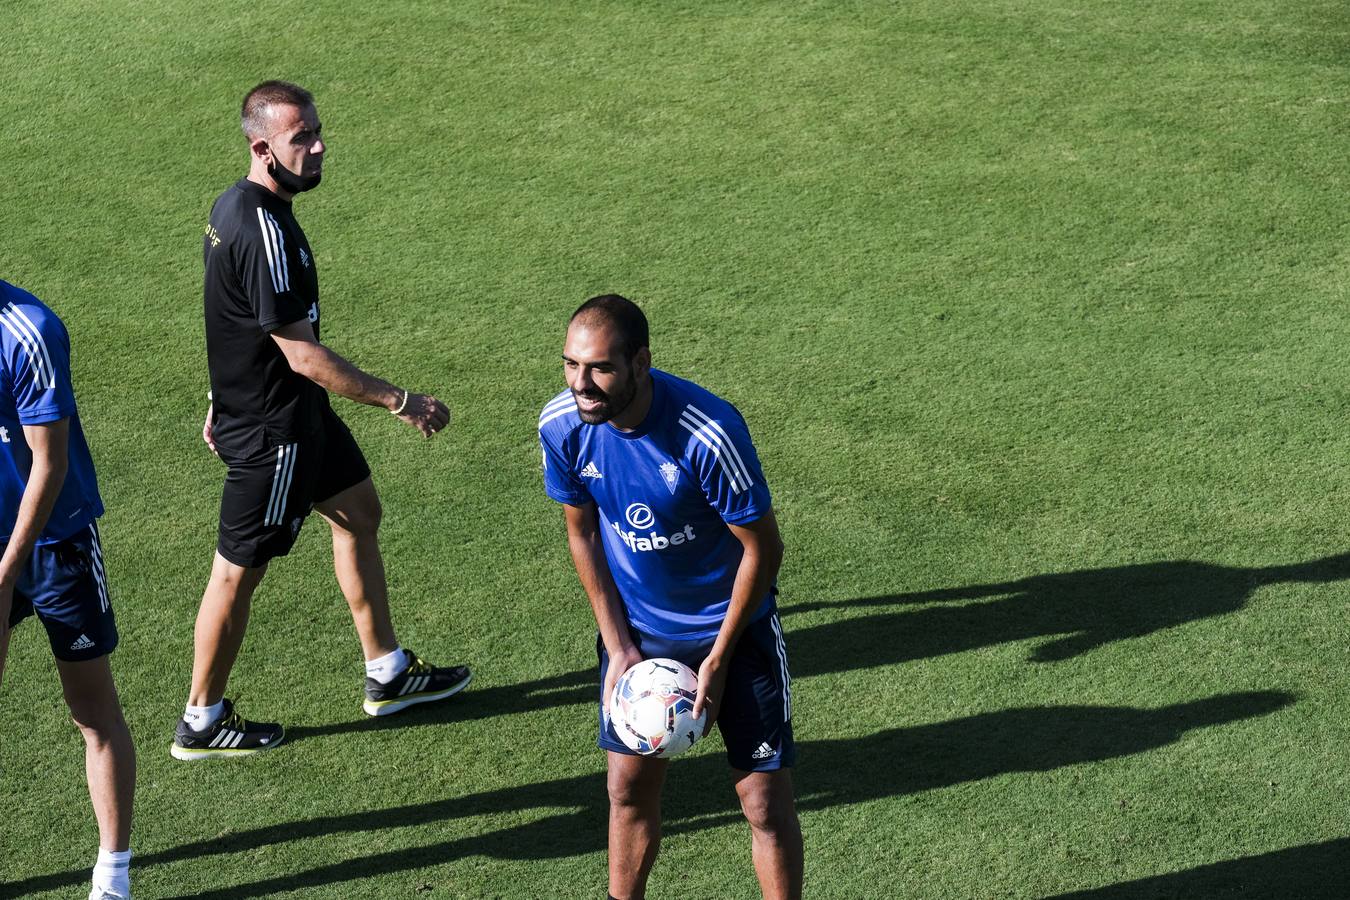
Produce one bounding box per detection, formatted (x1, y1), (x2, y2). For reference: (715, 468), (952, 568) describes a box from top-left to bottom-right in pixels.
(363, 650), (472, 716)
(170, 699), (284, 760)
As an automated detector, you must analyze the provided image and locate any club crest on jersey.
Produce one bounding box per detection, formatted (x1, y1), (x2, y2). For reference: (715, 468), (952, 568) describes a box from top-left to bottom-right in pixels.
(659, 462), (679, 494)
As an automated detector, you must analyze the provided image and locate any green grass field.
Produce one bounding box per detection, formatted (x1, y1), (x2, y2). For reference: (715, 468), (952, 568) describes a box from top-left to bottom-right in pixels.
(4, 0), (1350, 896)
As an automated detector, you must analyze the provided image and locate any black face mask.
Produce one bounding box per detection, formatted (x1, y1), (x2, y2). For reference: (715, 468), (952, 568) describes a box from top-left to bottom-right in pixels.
(267, 146), (321, 193)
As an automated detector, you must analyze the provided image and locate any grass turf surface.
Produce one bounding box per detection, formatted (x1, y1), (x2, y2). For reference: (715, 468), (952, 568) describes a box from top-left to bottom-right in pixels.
(3, 0), (1350, 896)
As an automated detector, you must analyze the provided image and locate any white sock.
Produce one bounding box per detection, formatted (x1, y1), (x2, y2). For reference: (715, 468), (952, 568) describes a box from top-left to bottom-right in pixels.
(366, 646), (408, 684)
(183, 700), (225, 733)
(92, 847), (131, 898)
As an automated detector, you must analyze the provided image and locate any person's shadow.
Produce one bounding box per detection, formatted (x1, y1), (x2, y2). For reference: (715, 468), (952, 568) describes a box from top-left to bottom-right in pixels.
(7, 554), (1336, 896)
(283, 668), (596, 743)
(286, 552), (1350, 744)
(783, 552), (1350, 669)
(0, 691), (1294, 897)
(1046, 835), (1350, 898)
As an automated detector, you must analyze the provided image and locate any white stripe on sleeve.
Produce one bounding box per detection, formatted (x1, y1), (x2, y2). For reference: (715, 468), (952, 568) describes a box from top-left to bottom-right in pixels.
(6, 305), (57, 390)
(678, 409), (753, 494)
(256, 209), (284, 293)
(0, 306), (53, 390)
(684, 405), (754, 491)
(264, 211), (291, 292)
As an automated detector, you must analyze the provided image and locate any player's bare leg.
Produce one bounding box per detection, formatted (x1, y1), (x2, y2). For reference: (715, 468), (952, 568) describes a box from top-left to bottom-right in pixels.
(315, 476), (398, 660)
(57, 655), (135, 852)
(0, 619), (11, 689)
(733, 768), (803, 900)
(607, 751), (668, 900)
(188, 554), (268, 706)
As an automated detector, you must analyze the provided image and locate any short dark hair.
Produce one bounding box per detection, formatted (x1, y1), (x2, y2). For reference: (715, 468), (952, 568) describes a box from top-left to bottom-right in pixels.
(570, 294), (649, 359)
(241, 81), (314, 139)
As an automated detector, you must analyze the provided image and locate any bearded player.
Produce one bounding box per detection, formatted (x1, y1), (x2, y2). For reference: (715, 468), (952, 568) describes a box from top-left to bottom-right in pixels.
(539, 294), (803, 899)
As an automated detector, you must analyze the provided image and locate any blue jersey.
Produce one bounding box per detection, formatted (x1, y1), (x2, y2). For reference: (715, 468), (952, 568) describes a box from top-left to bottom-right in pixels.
(0, 282), (103, 544)
(540, 369), (774, 640)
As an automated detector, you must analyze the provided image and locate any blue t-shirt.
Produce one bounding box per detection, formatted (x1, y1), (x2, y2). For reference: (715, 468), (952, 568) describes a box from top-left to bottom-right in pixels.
(0, 281), (103, 544)
(540, 369), (774, 640)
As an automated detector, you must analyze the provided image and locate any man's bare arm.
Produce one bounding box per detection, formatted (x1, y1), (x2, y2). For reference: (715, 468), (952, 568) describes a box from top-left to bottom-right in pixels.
(269, 319), (449, 437)
(0, 420), (71, 644)
(563, 501), (642, 706)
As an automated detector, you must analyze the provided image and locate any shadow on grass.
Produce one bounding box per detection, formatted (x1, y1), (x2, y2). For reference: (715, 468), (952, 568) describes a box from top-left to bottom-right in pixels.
(289, 551), (1350, 744)
(783, 551), (1350, 664)
(283, 669), (594, 744)
(1, 691), (1294, 898)
(1046, 836), (1350, 899)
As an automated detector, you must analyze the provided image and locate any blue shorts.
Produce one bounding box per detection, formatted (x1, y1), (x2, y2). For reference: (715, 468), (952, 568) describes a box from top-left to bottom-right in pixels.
(5, 522), (117, 662)
(598, 609), (795, 771)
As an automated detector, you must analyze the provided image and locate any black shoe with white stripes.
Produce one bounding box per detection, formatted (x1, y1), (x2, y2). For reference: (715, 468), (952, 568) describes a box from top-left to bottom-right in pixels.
(170, 699), (284, 760)
(363, 650), (472, 716)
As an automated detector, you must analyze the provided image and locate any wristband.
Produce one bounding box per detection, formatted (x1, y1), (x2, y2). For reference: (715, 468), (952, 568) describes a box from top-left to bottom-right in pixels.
(392, 390), (410, 415)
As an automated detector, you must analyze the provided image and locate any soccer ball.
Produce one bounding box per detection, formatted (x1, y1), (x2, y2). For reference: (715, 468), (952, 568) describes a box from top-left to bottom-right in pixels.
(609, 657), (707, 757)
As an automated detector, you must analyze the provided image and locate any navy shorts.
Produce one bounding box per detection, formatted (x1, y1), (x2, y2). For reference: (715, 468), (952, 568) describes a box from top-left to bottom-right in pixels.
(6, 522), (117, 662)
(598, 609), (795, 771)
(217, 406), (371, 568)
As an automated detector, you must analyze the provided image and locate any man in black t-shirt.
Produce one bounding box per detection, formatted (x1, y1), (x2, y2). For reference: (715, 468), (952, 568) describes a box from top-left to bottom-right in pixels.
(172, 81), (471, 760)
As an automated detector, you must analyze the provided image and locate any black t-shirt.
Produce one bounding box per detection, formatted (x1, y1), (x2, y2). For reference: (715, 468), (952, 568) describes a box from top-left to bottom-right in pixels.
(203, 178), (328, 458)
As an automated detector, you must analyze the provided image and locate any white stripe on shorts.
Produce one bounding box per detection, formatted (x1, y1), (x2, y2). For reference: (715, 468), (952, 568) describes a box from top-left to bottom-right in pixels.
(264, 444), (297, 527)
(770, 611), (792, 721)
(88, 522), (110, 613)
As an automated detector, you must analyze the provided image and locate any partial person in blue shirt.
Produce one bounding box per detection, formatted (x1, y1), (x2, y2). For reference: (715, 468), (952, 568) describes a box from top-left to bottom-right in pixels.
(0, 280), (135, 900)
(539, 294), (803, 900)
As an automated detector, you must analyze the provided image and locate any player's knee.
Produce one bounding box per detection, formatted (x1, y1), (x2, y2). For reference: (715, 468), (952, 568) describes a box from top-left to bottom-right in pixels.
(357, 495), (383, 534)
(211, 556), (266, 593)
(333, 494), (382, 539)
(69, 701), (129, 747)
(738, 785), (796, 836)
(607, 770), (660, 811)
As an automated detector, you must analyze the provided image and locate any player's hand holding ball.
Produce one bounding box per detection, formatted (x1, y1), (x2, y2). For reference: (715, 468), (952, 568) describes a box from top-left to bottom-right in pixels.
(609, 658), (707, 758)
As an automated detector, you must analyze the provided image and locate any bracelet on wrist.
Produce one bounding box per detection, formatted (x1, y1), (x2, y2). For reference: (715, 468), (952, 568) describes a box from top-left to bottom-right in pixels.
(392, 390), (410, 415)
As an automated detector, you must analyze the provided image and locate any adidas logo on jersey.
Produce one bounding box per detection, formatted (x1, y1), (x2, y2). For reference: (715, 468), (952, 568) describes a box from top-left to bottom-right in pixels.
(751, 742), (775, 761)
(69, 634), (95, 652)
(580, 462), (603, 479)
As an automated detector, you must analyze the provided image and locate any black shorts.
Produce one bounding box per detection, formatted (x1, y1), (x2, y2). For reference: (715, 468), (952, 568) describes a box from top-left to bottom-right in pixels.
(217, 406), (371, 568)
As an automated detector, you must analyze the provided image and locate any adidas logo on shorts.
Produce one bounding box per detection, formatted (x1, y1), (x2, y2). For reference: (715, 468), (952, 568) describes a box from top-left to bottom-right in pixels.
(69, 634), (95, 651)
(750, 741), (775, 761)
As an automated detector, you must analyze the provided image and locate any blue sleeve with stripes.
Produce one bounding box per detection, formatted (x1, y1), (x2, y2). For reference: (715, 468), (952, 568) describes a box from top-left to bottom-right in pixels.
(682, 403), (771, 525)
(0, 305), (76, 425)
(540, 430), (591, 507)
(240, 207), (309, 332)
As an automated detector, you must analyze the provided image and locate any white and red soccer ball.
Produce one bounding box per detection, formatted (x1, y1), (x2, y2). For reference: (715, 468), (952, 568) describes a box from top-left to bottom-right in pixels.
(609, 657), (707, 757)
